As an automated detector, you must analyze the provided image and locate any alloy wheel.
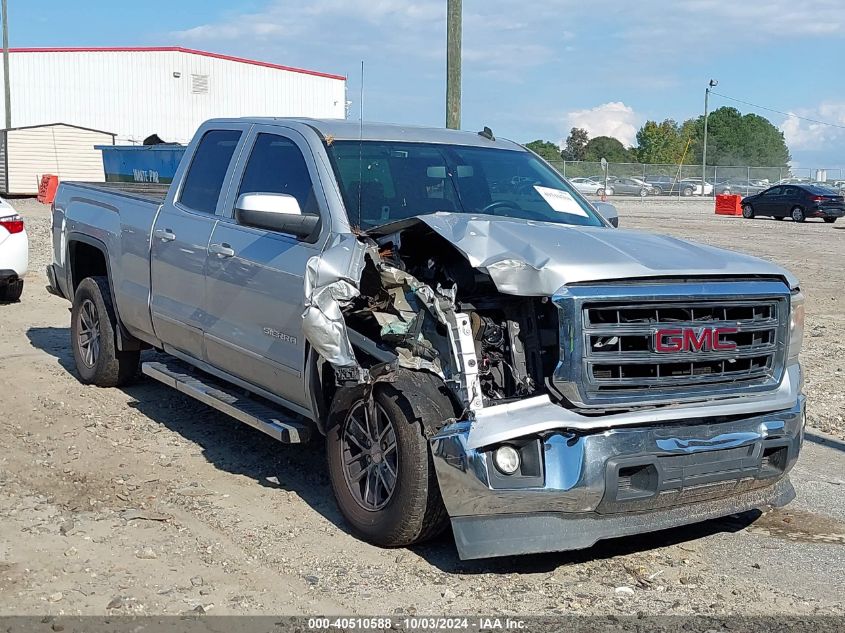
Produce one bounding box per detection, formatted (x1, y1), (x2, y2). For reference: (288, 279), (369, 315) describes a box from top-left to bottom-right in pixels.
(341, 400), (399, 511)
(77, 299), (101, 368)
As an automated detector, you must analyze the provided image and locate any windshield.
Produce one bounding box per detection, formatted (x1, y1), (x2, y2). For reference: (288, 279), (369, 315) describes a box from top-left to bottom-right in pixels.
(326, 141), (604, 229)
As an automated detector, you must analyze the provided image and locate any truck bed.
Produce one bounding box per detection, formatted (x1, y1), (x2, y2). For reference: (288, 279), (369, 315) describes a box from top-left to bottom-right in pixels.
(64, 181), (170, 204)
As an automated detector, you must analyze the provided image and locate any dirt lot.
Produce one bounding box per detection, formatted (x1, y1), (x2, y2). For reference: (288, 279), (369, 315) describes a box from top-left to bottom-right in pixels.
(1, 197), (843, 617)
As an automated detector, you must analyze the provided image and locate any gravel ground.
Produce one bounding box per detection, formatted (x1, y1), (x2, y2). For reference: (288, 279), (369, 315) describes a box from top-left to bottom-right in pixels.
(0, 196), (843, 617)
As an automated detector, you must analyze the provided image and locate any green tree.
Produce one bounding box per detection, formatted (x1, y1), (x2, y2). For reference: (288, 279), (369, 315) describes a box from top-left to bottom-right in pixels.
(635, 119), (685, 164)
(562, 127), (589, 161)
(583, 136), (632, 162)
(683, 107), (790, 167)
(524, 139), (563, 164)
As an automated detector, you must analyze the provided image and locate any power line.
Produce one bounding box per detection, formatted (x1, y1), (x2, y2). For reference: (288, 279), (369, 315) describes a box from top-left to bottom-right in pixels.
(710, 91), (845, 131)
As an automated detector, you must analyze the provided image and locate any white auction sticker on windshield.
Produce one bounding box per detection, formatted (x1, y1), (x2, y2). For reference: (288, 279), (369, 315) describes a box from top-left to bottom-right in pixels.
(533, 186), (588, 217)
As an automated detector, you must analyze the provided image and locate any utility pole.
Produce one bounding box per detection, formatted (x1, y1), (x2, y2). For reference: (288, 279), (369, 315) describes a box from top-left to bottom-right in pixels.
(446, 0), (461, 130)
(701, 79), (717, 196)
(2, 0), (9, 129)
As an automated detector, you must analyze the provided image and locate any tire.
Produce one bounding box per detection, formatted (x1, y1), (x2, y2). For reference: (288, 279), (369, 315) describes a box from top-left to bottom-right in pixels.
(0, 278), (23, 302)
(823, 217), (837, 224)
(742, 205), (755, 219)
(791, 207), (806, 223)
(71, 276), (139, 387)
(639, 188), (648, 197)
(596, 188), (605, 197)
(326, 370), (454, 548)
(652, 186), (664, 195)
(682, 187), (694, 197)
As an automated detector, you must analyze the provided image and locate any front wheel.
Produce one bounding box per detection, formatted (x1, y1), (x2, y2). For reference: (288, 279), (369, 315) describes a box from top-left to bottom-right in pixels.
(326, 371), (454, 548)
(742, 204), (755, 219)
(791, 207), (806, 222)
(823, 217), (837, 224)
(71, 276), (139, 387)
(682, 187), (694, 197)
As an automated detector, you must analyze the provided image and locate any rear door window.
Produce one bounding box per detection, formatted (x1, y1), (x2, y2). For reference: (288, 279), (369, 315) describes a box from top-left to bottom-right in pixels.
(179, 129), (242, 213)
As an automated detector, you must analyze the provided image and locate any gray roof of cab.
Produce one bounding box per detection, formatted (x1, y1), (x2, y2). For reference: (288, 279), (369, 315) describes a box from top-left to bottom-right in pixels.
(213, 117), (526, 150)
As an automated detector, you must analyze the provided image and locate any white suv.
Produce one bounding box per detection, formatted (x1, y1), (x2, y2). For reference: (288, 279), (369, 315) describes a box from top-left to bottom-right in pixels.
(0, 198), (28, 302)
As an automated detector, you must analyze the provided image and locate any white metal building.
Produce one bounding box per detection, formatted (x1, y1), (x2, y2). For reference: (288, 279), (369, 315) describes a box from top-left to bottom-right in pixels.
(0, 47), (347, 144)
(0, 123), (114, 195)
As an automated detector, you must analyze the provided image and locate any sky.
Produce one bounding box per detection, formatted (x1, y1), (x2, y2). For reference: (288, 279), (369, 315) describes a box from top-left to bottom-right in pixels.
(12, 0), (845, 169)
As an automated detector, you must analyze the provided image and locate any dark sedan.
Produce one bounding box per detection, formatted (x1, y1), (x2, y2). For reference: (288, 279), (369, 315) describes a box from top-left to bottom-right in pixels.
(741, 184), (845, 223)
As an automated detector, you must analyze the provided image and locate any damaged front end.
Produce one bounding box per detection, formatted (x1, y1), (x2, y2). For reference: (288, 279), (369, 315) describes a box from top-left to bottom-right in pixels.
(302, 214), (803, 560)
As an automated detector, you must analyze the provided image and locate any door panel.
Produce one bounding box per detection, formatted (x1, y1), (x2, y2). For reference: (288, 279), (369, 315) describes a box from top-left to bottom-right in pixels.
(204, 225), (317, 404)
(203, 127), (328, 408)
(150, 210), (217, 357)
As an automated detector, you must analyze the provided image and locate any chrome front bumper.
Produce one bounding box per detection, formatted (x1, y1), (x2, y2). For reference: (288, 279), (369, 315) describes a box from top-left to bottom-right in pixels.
(430, 396), (805, 560)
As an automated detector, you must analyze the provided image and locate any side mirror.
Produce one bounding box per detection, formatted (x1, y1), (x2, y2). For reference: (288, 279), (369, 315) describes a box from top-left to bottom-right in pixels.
(593, 201), (619, 227)
(235, 193), (320, 239)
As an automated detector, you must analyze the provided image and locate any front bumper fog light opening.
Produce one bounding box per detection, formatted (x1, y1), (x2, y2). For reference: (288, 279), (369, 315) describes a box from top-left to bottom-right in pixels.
(494, 445), (520, 475)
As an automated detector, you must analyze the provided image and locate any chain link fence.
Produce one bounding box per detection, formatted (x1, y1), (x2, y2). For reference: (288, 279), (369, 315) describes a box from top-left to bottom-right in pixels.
(546, 160), (844, 197)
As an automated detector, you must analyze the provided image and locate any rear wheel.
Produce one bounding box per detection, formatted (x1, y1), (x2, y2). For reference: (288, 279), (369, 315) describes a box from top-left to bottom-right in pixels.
(823, 217), (837, 224)
(71, 276), (139, 387)
(791, 207), (806, 223)
(652, 186), (664, 195)
(326, 371), (454, 548)
(742, 204), (755, 219)
(682, 186), (694, 197)
(0, 278), (23, 302)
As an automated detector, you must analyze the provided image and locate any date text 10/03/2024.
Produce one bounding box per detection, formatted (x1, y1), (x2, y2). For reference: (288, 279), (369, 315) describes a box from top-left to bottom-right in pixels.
(307, 617), (527, 630)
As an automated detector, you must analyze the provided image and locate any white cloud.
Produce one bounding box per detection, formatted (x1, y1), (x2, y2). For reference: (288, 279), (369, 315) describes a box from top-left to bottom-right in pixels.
(781, 102), (845, 150)
(564, 102), (640, 146)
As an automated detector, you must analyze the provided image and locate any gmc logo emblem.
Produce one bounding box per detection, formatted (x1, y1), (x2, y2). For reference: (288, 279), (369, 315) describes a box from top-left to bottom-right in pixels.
(654, 327), (739, 353)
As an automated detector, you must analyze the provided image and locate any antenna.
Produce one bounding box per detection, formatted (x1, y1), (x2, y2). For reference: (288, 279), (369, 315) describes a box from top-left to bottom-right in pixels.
(357, 60), (364, 228)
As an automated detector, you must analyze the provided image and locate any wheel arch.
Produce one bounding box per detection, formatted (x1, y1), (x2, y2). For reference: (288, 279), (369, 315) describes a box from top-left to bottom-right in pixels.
(65, 233), (141, 352)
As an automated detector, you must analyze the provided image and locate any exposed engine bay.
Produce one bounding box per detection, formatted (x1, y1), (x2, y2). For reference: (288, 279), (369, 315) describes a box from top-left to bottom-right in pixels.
(302, 219), (560, 412)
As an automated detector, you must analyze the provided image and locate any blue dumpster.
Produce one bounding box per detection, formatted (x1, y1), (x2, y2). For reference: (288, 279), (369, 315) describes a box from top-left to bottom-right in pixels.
(97, 145), (187, 184)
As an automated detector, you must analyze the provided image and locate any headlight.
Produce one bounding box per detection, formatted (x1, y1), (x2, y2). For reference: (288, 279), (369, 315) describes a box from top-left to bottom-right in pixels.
(788, 290), (804, 363)
(493, 445), (520, 475)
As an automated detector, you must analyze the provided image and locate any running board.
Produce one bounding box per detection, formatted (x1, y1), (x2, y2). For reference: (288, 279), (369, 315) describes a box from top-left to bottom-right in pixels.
(141, 360), (311, 444)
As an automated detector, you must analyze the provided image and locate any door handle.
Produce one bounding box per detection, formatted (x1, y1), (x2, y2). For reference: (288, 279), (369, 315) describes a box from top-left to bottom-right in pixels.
(153, 228), (176, 242)
(209, 242), (235, 258)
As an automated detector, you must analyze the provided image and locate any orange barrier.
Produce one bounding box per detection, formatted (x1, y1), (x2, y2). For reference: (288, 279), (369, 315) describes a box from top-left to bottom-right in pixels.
(37, 174), (59, 204)
(715, 194), (742, 216)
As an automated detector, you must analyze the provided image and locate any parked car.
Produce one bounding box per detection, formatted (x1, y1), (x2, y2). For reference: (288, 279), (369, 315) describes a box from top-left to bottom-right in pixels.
(681, 178), (714, 196)
(645, 175), (697, 196)
(49, 117), (805, 560)
(741, 184), (844, 222)
(569, 177), (613, 196)
(606, 176), (653, 196)
(0, 197), (27, 302)
(716, 179), (769, 196)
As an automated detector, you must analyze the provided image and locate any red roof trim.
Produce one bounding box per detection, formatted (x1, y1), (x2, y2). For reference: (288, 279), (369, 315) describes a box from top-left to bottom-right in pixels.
(8, 46), (346, 81)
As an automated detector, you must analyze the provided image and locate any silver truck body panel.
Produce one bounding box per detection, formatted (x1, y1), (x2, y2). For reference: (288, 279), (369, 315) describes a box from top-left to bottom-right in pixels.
(49, 117), (805, 559)
(372, 213), (798, 296)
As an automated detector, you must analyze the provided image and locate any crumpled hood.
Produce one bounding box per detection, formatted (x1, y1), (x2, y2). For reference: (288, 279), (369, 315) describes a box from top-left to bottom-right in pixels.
(390, 213), (797, 295)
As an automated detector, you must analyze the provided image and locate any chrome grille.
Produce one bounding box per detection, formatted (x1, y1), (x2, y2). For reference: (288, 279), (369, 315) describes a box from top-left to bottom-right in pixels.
(585, 301), (779, 388)
(552, 281), (791, 409)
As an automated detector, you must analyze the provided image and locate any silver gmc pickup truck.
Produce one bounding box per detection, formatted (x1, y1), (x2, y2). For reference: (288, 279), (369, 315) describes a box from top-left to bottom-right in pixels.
(48, 118), (805, 560)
